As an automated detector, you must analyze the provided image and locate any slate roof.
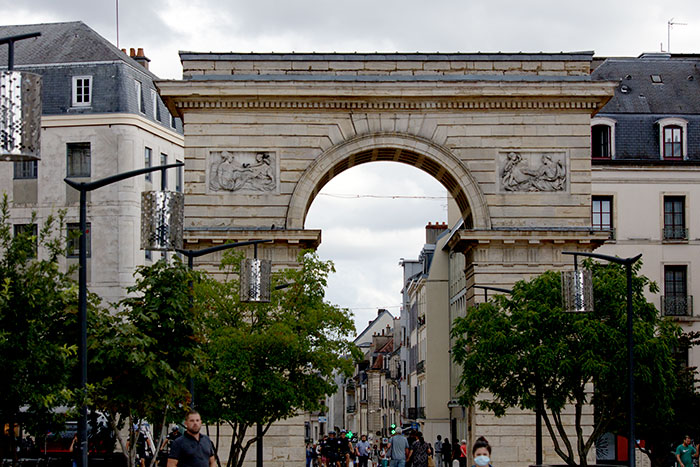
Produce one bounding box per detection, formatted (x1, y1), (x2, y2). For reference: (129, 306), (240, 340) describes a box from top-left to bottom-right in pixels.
(593, 55), (700, 114)
(0, 21), (157, 79)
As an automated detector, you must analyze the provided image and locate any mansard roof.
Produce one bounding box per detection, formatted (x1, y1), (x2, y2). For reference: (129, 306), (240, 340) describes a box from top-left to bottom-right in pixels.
(0, 21), (156, 78)
(593, 55), (700, 114)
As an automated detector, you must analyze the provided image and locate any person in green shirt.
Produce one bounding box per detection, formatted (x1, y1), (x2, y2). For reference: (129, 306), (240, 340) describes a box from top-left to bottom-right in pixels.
(675, 435), (698, 467)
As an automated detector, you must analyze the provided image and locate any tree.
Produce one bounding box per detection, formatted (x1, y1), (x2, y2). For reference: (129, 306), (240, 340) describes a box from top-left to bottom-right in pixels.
(194, 250), (358, 467)
(89, 258), (204, 467)
(0, 195), (78, 464)
(451, 261), (681, 467)
(636, 330), (700, 467)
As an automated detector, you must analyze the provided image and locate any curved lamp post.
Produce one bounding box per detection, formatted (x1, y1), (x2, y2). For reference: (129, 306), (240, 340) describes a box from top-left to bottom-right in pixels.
(562, 251), (642, 467)
(176, 239), (271, 467)
(64, 161), (184, 467)
(473, 285), (552, 465)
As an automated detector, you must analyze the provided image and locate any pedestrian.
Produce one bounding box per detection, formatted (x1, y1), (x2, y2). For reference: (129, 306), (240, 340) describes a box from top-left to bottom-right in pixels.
(434, 436), (443, 467)
(357, 434), (371, 467)
(441, 439), (451, 467)
(407, 431), (432, 467)
(167, 411), (216, 467)
(458, 440), (467, 467)
(387, 430), (410, 467)
(471, 437), (492, 467)
(676, 435), (698, 467)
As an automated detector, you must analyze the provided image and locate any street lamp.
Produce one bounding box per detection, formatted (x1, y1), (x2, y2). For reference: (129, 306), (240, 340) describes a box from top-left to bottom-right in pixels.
(1, 32), (42, 161)
(562, 251), (642, 467)
(175, 239), (271, 467)
(473, 285), (552, 465)
(64, 161), (184, 467)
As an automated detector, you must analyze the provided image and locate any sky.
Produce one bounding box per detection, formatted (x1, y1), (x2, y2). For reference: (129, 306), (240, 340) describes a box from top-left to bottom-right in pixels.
(3, 0), (700, 335)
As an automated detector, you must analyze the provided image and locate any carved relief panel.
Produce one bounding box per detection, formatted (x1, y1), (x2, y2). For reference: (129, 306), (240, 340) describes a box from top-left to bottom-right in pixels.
(208, 150), (278, 193)
(499, 151), (567, 192)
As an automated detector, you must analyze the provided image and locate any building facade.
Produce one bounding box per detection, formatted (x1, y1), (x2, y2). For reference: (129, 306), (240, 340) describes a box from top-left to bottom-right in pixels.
(0, 21), (184, 305)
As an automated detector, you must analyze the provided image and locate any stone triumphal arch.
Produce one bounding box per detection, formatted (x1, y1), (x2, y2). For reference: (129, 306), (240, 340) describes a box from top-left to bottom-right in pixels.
(159, 52), (614, 282)
(158, 52), (615, 466)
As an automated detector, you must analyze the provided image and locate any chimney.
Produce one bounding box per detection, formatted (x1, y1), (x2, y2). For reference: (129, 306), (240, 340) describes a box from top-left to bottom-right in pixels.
(425, 221), (448, 244)
(129, 47), (151, 70)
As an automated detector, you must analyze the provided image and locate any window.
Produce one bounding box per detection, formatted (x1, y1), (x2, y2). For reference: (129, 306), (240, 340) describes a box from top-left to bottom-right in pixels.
(657, 118), (688, 160)
(160, 154), (168, 189)
(592, 196), (613, 231)
(72, 76), (92, 106)
(145, 147), (152, 182)
(145, 249), (152, 261)
(135, 81), (144, 113)
(170, 114), (176, 129)
(67, 222), (91, 258)
(591, 117), (615, 159)
(151, 90), (161, 121)
(663, 265), (690, 316)
(66, 142), (91, 177)
(663, 196), (687, 240)
(592, 125), (611, 158)
(13, 159), (37, 179)
(663, 126), (683, 159)
(14, 224), (38, 257)
(176, 160), (183, 193)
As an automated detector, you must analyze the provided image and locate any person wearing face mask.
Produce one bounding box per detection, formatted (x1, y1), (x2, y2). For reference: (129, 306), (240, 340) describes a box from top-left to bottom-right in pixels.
(471, 437), (492, 467)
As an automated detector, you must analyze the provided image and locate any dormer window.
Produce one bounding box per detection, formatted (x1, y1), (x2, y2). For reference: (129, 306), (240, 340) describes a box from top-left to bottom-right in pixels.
(658, 118), (688, 160)
(591, 117), (616, 159)
(72, 76), (92, 107)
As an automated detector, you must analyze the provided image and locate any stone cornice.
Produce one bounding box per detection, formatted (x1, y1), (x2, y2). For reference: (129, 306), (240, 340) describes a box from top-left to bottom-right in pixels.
(42, 113), (184, 145)
(447, 228), (610, 253)
(157, 80), (616, 115)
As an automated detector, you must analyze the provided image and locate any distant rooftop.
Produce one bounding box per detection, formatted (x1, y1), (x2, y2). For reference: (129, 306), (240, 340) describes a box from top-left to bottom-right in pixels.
(593, 55), (700, 114)
(0, 21), (156, 78)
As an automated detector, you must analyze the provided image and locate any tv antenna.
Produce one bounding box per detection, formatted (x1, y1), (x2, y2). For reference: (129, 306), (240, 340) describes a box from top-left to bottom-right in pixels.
(667, 18), (687, 53)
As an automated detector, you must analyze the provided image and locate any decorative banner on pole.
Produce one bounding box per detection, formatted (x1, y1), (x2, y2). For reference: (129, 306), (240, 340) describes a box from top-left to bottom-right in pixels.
(0, 71), (41, 161)
(140, 190), (184, 251)
(240, 258), (271, 303)
(562, 270), (593, 312)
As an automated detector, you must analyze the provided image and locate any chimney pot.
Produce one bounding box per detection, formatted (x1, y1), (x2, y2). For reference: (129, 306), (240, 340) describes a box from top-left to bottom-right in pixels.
(137, 47), (145, 57)
(121, 48), (127, 54)
(129, 48), (136, 57)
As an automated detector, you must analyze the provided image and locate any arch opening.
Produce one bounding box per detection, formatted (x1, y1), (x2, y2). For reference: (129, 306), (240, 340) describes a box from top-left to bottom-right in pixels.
(286, 134), (490, 231)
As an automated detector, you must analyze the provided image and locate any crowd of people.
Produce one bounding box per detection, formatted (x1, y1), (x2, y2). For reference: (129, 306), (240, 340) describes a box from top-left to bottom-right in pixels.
(305, 431), (493, 467)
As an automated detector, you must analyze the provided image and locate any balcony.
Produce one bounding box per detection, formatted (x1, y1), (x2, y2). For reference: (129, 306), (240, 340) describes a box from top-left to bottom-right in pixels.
(347, 404), (356, 414)
(663, 226), (689, 241)
(407, 407), (417, 419)
(416, 360), (425, 375)
(346, 379), (356, 391)
(417, 407), (426, 419)
(662, 295), (693, 317)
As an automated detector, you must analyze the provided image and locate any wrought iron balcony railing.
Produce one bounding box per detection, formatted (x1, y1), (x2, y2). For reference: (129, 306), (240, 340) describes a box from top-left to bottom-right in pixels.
(416, 360), (425, 375)
(663, 226), (689, 241)
(662, 295), (693, 317)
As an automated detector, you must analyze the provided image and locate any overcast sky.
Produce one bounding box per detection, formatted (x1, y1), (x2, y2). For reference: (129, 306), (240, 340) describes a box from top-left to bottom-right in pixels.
(3, 0), (700, 335)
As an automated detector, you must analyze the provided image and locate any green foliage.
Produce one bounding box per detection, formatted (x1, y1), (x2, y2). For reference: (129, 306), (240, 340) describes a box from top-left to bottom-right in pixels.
(194, 250), (358, 467)
(0, 194), (79, 459)
(636, 330), (700, 467)
(451, 261), (681, 466)
(89, 257), (204, 467)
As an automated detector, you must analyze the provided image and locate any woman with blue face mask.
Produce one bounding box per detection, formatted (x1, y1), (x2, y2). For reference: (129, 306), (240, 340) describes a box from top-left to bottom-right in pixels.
(471, 437), (492, 467)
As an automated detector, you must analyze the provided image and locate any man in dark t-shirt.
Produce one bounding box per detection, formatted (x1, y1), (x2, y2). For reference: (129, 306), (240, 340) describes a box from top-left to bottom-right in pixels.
(167, 411), (215, 467)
